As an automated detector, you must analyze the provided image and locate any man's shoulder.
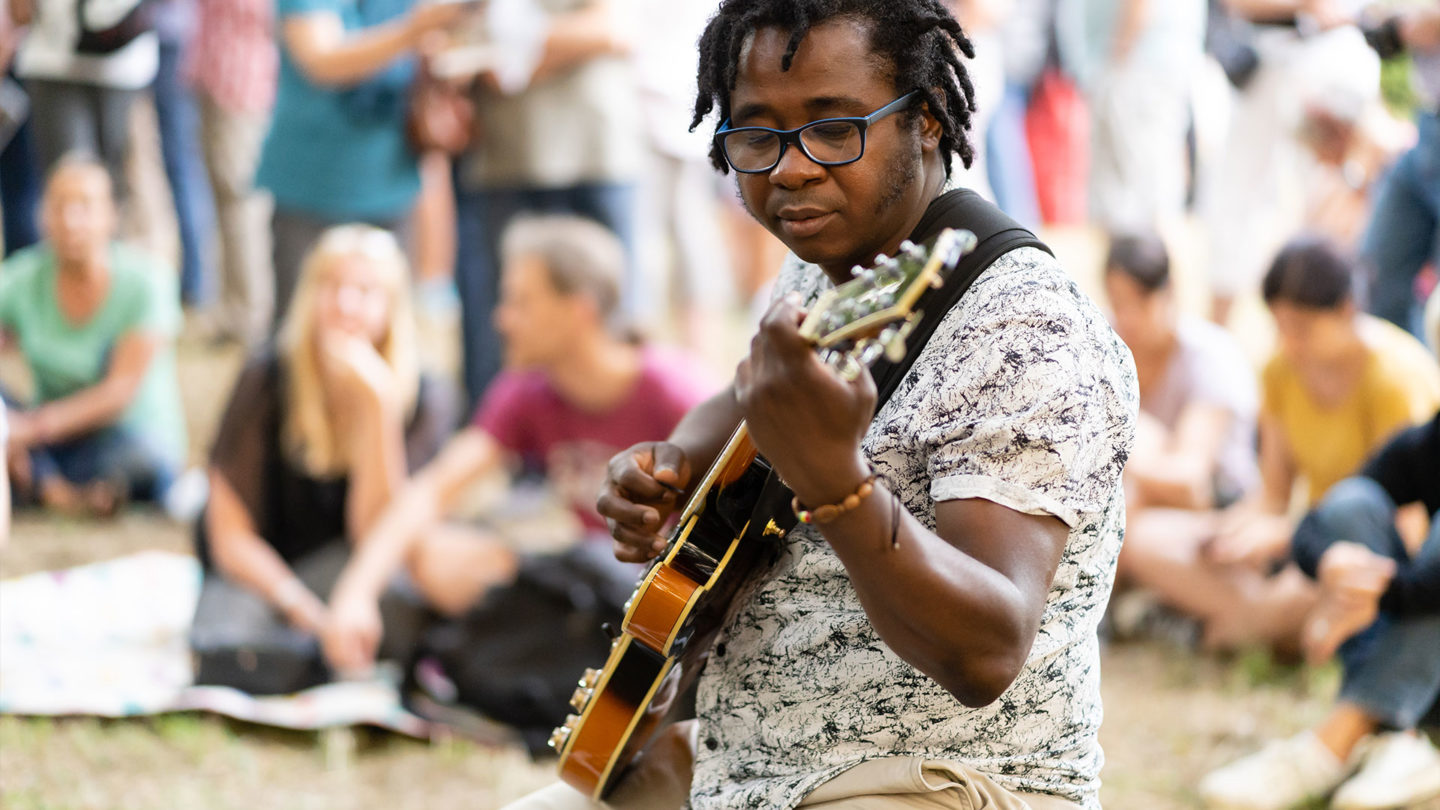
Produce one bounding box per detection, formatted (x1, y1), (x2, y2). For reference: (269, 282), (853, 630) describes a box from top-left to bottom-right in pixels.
(958, 245), (1118, 351)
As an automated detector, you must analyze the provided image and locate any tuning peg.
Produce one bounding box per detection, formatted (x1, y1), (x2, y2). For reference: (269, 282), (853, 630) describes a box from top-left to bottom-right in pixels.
(857, 339), (884, 366)
(570, 685), (593, 711)
(580, 668), (601, 689)
(884, 315), (919, 362)
(548, 713), (584, 751)
(850, 264), (866, 278)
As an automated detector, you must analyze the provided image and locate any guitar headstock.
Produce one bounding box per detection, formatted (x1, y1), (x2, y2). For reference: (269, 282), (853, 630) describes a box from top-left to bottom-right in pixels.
(798, 228), (976, 375)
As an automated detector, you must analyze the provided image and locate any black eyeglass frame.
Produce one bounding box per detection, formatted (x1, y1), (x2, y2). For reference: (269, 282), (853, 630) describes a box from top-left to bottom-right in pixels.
(714, 91), (921, 174)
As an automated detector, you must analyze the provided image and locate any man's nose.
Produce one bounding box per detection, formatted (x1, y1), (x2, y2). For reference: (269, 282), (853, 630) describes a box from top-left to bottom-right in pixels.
(769, 141), (825, 189)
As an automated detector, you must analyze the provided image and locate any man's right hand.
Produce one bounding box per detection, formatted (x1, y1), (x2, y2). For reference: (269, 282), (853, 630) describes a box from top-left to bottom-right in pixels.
(597, 442), (692, 563)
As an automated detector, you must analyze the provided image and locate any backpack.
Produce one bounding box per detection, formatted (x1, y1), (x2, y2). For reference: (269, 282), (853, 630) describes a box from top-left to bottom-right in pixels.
(419, 544), (633, 753)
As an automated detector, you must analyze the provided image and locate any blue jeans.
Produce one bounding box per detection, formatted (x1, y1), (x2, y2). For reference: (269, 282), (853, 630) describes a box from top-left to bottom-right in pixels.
(452, 179), (636, 406)
(985, 83), (1041, 229)
(1292, 477), (1440, 729)
(153, 37), (216, 306)
(0, 74), (40, 256)
(28, 426), (181, 506)
(1360, 112), (1440, 341)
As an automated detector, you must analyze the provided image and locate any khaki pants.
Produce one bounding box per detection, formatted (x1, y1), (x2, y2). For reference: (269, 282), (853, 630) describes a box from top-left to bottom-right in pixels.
(506, 722), (1083, 810)
(198, 92), (273, 344)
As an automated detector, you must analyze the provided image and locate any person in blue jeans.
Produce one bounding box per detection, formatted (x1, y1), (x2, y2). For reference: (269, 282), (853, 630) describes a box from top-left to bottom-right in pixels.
(1200, 408), (1440, 810)
(0, 156), (188, 517)
(451, 0), (640, 405)
(1360, 6), (1440, 340)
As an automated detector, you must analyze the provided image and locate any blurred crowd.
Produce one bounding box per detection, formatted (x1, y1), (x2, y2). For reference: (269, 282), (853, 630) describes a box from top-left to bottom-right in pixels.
(0, 0), (1439, 808)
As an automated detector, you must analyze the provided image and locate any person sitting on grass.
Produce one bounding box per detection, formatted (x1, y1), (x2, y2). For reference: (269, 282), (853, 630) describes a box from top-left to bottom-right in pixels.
(320, 214), (710, 676)
(1, 154), (191, 518)
(1199, 291), (1440, 810)
(1121, 235), (1440, 653)
(188, 224), (459, 695)
(1101, 230), (1260, 640)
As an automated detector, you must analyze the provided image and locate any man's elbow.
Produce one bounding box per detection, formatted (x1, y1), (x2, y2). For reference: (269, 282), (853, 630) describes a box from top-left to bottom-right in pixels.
(934, 649), (1027, 708)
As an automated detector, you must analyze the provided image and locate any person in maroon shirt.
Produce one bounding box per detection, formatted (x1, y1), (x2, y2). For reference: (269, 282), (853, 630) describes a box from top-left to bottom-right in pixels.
(319, 214), (711, 673)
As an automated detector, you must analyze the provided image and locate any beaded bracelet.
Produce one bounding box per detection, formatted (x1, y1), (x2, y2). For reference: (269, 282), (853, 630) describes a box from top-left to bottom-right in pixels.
(792, 472), (878, 524)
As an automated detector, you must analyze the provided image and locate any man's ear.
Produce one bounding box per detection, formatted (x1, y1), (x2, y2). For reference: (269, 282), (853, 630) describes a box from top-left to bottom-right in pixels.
(916, 91), (945, 152)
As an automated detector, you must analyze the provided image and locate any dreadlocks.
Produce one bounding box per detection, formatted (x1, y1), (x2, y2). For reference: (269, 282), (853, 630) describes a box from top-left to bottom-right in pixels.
(691, 0), (978, 176)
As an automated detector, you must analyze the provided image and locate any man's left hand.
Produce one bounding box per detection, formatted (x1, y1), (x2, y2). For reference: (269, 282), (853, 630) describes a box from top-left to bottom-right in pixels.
(734, 294), (875, 508)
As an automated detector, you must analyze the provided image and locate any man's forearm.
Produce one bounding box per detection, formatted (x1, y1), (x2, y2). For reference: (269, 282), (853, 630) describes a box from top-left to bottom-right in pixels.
(817, 490), (1060, 708)
(529, 2), (629, 82)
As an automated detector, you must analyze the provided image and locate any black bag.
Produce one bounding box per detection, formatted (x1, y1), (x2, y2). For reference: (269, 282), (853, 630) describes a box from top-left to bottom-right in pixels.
(420, 544), (633, 753)
(75, 0), (154, 55)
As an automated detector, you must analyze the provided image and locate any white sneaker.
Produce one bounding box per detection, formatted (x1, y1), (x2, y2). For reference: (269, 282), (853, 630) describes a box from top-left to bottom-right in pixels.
(162, 467), (209, 523)
(1332, 731), (1440, 810)
(1199, 731), (1350, 810)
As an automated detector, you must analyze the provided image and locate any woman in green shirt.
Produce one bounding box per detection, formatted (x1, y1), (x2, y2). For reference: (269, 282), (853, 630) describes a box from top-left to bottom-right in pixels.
(1, 155), (187, 516)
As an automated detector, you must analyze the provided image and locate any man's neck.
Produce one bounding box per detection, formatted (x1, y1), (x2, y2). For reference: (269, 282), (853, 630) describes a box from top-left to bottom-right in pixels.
(545, 334), (645, 413)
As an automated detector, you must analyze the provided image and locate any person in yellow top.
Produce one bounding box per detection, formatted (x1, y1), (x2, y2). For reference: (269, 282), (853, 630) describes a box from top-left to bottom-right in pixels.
(1261, 311), (1440, 507)
(1118, 235), (1439, 654)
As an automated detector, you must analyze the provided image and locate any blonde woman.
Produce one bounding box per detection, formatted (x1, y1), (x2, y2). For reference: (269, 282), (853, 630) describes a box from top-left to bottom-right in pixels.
(189, 225), (457, 695)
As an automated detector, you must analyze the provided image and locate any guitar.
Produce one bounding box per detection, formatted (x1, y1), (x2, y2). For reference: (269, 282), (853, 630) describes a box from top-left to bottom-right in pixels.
(549, 228), (977, 800)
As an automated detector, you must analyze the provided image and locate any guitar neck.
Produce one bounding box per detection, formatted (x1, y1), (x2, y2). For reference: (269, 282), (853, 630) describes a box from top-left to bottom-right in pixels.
(676, 421), (759, 527)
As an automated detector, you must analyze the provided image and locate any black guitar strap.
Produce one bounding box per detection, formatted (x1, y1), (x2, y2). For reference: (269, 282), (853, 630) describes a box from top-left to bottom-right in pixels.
(749, 189), (1054, 542)
(868, 188), (1054, 410)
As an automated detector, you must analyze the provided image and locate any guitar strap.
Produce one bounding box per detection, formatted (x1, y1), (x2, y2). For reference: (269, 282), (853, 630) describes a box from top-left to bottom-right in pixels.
(868, 188), (1055, 409)
(748, 189), (1054, 543)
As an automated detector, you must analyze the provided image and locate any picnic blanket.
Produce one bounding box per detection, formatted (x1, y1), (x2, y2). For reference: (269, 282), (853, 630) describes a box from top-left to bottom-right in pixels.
(0, 551), (429, 737)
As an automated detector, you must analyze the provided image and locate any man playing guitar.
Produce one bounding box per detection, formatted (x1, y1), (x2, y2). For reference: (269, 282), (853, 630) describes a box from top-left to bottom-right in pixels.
(510, 1), (1138, 808)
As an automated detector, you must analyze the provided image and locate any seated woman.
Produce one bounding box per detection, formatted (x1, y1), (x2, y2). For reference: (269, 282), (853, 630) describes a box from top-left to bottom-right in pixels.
(1121, 235), (1440, 652)
(1102, 231), (1260, 635)
(1, 155), (188, 517)
(189, 224), (457, 695)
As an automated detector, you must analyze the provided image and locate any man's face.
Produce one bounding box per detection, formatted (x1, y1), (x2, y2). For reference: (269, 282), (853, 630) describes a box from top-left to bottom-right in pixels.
(727, 18), (940, 279)
(493, 253), (582, 370)
(41, 165), (115, 265)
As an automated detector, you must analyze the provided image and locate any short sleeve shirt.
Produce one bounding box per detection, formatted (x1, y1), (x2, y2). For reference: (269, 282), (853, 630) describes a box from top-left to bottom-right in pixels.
(254, 0), (419, 220)
(474, 348), (712, 533)
(0, 243), (186, 461)
(691, 247), (1139, 810)
(457, 0), (643, 190)
(1144, 317), (1260, 502)
(1262, 315), (1440, 505)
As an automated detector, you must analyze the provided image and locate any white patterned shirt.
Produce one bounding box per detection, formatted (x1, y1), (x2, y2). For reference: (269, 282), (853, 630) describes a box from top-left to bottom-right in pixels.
(691, 246), (1138, 810)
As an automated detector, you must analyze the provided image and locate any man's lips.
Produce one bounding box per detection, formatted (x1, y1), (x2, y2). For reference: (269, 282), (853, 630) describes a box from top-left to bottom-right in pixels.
(775, 207), (836, 239)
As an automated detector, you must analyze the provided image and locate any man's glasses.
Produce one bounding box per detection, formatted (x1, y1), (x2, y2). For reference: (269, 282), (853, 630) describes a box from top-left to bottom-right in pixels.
(714, 91), (920, 174)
